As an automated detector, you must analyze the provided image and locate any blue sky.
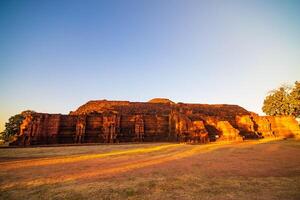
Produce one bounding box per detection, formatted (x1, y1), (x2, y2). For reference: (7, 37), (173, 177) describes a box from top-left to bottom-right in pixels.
(0, 0), (300, 131)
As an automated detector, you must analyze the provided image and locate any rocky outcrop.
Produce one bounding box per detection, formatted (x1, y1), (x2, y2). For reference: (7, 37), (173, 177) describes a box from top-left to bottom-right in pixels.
(251, 115), (274, 138)
(216, 121), (242, 141)
(266, 116), (300, 138)
(148, 98), (175, 104)
(236, 115), (258, 138)
(10, 98), (300, 146)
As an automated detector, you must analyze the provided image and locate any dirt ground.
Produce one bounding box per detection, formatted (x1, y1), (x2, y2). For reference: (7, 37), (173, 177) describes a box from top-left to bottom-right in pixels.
(0, 139), (299, 200)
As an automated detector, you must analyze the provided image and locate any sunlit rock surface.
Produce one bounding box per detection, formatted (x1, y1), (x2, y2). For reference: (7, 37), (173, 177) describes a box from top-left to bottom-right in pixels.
(216, 121), (242, 141)
(10, 98), (300, 146)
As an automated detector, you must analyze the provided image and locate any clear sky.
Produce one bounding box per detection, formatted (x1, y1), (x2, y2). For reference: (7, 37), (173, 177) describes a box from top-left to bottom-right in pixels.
(0, 0), (300, 132)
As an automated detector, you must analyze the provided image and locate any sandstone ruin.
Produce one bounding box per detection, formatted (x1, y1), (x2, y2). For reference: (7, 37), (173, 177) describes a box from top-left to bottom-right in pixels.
(11, 98), (300, 146)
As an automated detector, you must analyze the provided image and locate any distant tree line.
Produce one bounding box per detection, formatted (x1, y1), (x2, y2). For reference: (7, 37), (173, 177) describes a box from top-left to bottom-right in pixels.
(262, 81), (300, 118)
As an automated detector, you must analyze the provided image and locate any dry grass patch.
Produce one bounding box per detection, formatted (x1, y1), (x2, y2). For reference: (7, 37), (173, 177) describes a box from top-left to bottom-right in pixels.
(0, 139), (299, 200)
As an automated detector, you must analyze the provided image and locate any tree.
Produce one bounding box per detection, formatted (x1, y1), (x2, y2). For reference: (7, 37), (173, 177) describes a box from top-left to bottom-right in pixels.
(290, 81), (300, 118)
(262, 81), (300, 118)
(1, 110), (35, 141)
(0, 132), (4, 141)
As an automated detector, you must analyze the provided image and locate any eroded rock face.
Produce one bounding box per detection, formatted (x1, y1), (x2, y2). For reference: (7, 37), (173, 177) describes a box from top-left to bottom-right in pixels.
(265, 116), (300, 138)
(11, 113), (62, 145)
(216, 121), (241, 141)
(75, 115), (86, 143)
(189, 121), (209, 143)
(148, 98), (175, 104)
(251, 115), (274, 138)
(236, 115), (257, 138)
(11, 98), (300, 146)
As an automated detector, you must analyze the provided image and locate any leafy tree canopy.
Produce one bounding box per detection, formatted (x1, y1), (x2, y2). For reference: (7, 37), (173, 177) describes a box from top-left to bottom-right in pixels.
(262, 81), (300, 118)
(1, 110), (36, 141)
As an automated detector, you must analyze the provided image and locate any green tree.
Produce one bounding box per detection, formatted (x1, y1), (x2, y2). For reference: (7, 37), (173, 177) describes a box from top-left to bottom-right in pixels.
(0, 131), (4, 141)
(1, 110), (35, 141)
(290, 81), (300, 117)
(262, 81), (300, 117)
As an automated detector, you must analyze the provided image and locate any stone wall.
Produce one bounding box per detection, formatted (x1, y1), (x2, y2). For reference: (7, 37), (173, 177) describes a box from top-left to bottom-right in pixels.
(11, 99), (300, 146)
(266, 116), (300, 138)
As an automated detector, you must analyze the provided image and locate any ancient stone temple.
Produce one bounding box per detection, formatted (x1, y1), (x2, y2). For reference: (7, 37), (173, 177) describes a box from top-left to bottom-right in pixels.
(10, 98), (300, 146)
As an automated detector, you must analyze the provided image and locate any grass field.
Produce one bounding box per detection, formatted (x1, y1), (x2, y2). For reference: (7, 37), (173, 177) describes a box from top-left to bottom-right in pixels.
(0, 139), (299, 200)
